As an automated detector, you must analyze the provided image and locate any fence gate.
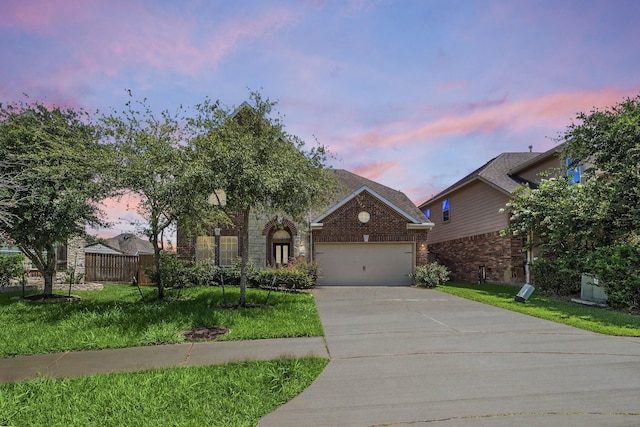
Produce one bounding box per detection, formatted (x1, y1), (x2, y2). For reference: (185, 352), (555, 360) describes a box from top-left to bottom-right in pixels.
(137, 254), (156, 286)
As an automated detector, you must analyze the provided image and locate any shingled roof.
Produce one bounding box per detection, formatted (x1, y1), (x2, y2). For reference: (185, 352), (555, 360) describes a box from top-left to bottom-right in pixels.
(104, 233), (154, 256)
(314, 169), (429, 224)
(423, 152), (542, 204)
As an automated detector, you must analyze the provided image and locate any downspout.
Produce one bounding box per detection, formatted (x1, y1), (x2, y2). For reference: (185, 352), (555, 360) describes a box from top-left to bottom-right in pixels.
(309, 215), (313, 263)
(525, 231), (533, 284)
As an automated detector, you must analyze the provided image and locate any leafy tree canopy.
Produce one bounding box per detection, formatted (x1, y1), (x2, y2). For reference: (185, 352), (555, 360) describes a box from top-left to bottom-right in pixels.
(561, 94), (640, 242)
(190, 91), (337, 305)
(0, 101), (114, 294)
(101, 95), (227, 299)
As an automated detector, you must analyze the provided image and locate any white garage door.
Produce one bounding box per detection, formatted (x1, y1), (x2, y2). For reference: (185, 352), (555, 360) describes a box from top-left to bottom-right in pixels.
(315, 242), (414, 286)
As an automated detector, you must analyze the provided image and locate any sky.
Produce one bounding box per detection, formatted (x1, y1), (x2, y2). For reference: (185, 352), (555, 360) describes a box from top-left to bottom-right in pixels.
(2, 0), (640, 242)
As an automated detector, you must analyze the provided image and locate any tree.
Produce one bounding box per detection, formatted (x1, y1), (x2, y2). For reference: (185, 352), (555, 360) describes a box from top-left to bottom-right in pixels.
(0, 161), (21, 242)
(504, 94), (640, 303)
(191, 92), (337, 306)
(562, 94), (640, 242)
(0, 101), (113, 295)
(102, 96), (226, 300)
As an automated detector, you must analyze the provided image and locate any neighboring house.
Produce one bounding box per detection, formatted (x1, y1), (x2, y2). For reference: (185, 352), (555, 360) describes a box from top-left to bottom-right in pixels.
(418, 145), (569, 284)
(84, 242), (124, 255)
(103, 233), (154, 256)
(177, 169), (434, 286)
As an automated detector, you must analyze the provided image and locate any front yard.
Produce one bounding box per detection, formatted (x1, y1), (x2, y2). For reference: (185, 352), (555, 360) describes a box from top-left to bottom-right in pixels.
(0, 284), (324, 357)
(438, 281), (640, 336)
(0, 284), (327, 426)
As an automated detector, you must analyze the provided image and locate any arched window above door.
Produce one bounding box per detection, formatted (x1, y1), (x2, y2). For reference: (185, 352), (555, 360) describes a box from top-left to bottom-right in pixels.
(272, 229), (291, 239)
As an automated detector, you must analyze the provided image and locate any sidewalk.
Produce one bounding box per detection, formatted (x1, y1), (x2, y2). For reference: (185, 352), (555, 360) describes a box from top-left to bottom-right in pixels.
(0, 337), (328, 383)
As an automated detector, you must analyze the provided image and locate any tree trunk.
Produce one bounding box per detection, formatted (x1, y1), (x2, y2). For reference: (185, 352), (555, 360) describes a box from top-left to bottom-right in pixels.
(43, 271), (54, 295)
(42, 249), (57, 295)
(238, 207), (250, 307)
(154, 241), (164, 300)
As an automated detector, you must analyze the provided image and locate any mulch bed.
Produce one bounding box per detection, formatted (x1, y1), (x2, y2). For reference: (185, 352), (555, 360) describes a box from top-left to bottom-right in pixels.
(183, 326), (229, 341)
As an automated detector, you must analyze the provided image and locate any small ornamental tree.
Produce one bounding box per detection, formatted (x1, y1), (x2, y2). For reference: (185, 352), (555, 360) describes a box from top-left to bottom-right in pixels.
(191, 92), (337, 306)
(102, 95), (226, 300)
(0, 101), (114, 295)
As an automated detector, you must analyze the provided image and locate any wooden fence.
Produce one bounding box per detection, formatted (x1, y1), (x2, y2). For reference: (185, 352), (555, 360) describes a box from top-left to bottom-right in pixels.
(85, 253), (155, 284)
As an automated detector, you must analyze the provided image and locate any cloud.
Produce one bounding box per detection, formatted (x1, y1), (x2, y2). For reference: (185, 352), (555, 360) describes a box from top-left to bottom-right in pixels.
(351, 161), (397, 181)
(353, 88), (637, 148)
(1, 0), (298, 97)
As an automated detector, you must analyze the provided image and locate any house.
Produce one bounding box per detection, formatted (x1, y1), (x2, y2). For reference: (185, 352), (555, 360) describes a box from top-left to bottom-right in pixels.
(102, 233), (154, 256)
(418, 145), (568, 284)
(177, 169), (434, 286)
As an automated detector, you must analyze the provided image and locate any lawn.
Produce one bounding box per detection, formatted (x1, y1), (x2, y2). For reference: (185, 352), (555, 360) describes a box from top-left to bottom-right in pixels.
(0, 357), (328, 427)
(0, 284), (324, 357)
(438, 281), (640, 336)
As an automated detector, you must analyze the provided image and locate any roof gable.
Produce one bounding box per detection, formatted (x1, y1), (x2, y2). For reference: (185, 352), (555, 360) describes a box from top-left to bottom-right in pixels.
(322, 169), (429, 224)
(312, 186), (424, 224)
(420, 152), (541, 206)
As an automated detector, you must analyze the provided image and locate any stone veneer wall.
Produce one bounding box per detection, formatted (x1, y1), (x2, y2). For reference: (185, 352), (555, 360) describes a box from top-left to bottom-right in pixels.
(428, 231), (525, 284)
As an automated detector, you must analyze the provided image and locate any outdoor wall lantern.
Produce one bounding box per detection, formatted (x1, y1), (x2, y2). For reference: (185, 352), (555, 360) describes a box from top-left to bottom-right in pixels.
(214, 228), (221, 236)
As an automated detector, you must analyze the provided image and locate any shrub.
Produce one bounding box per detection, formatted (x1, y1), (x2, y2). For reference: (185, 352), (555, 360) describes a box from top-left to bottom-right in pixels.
(589, 241), (640, 311)
(255, 259), (320, 290)
(410, 263), (450, 288)
(0, 253), (24, 287)
(256, 269), (312, 290)
(156, 251), (190, 289)
(531, 257), (582, 296)
(185, 261), (223, 287)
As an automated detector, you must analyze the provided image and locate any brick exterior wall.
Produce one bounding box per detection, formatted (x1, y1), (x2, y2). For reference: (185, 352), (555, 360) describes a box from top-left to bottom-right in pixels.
(178, 190), (430, 269)
(312, 191), (430, 266)
(428, 231), (525, 284)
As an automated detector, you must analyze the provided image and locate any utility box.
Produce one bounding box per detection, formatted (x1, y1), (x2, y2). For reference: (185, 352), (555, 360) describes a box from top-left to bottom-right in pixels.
(581, 273), (608, 304)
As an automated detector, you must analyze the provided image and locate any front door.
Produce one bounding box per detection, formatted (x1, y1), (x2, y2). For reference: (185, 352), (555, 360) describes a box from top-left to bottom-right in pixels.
(274, 243), (290, 265)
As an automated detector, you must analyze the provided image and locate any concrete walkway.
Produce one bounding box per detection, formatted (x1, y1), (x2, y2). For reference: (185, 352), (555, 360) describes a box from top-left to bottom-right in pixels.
(0, 337), (328, 383)
(260, 286), (640, 427)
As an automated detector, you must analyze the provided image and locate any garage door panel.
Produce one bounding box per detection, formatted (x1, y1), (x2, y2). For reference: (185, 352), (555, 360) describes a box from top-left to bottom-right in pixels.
(316, 243), (413, 286)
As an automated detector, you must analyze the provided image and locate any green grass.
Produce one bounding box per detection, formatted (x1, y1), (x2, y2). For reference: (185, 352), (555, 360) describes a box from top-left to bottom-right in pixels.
(0, 285), (324, 357)
(0, 357), (328, 427)
(438, 281), (640, 336)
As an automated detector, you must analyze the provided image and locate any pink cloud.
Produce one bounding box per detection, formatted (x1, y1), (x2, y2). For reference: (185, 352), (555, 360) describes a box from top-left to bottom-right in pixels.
(354, 88), (638, 148)
(2, 1), (298, 95)
(351, 161), (397, 181)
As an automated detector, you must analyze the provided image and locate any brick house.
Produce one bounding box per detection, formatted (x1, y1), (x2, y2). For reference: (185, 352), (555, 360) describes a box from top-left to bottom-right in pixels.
(418, 145), (568, 284)
(177, 169), (433, 286)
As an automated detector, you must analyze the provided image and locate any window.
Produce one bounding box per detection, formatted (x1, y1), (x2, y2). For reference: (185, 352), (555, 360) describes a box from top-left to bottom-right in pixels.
(566, 158), (581, 184)
(423, 208), (431, 219)
(219, 236), (238, 267)
(442, 199), (450, 222)
(196, 236), (215, 263)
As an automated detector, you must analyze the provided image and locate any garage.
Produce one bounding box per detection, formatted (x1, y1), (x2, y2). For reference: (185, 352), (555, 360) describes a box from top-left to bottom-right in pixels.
(315, 242), (414, 286)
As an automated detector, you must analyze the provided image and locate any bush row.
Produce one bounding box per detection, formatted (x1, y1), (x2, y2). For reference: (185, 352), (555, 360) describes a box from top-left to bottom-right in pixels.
(157, 252), (318, 290)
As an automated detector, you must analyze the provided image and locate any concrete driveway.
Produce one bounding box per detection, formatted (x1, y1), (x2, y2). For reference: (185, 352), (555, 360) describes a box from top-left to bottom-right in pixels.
(260, 286), (640, 427)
